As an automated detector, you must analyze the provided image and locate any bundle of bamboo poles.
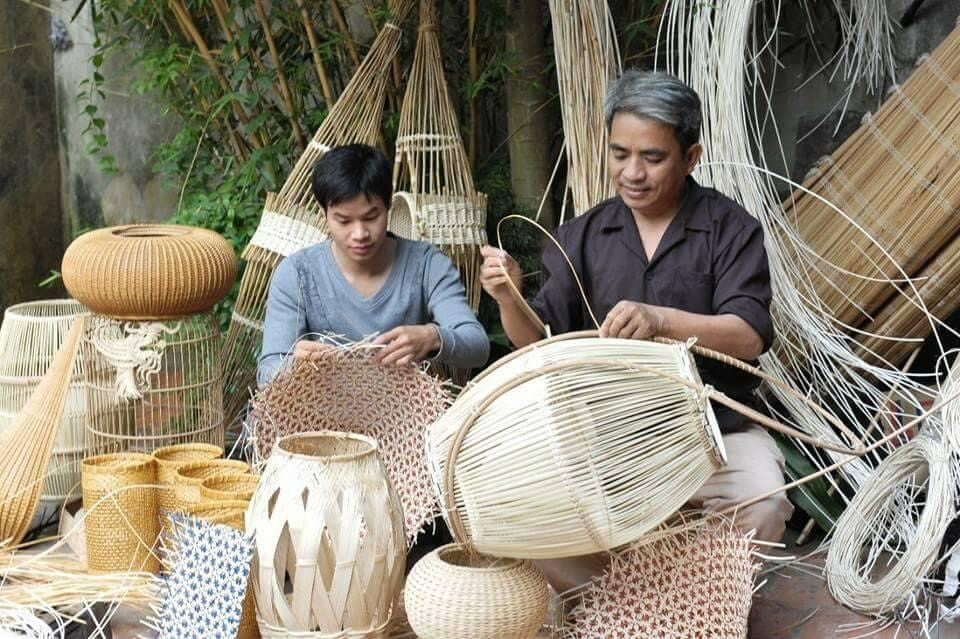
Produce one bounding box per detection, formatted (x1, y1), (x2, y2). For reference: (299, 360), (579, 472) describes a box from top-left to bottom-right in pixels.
(391, 0), (487, 314)
(219, 0), (417, 431)
(548, 0), (620, 221)
(783, 24), (960, 368)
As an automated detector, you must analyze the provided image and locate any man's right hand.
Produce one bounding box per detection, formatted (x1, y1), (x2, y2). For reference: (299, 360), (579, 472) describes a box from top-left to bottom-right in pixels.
(480, 245), (523, 306)
(292, 340), (334, 360)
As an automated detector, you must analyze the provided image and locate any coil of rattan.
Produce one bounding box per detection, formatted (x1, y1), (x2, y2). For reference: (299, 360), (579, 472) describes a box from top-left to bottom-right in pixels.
(62, 224), (237, 320)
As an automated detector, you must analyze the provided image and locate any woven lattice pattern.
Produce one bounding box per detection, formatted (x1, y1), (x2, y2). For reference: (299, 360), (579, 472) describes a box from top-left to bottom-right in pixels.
(565, 522), (758, 639)
(249, 348), (450, 539)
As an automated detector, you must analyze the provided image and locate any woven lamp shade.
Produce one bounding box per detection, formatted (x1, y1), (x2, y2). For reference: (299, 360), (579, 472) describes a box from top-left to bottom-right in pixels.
(404, 544), (548, 639)
(427, 333), (725, 559)
(62, 224), (236, 320)
(0, 299), (91, 502)
(82, 452), (161, 574)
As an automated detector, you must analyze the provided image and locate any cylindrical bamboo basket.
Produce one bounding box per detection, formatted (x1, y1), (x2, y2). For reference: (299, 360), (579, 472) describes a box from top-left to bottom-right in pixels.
(200, 473), (260, 503)
(0, 299), (90, 502)
(152, 442), (223, 531)
(404, 544), (548, 639)
(82, 452), (160, 574)
(248, 431), (406, 637)
(427, 334), (726, 559)
(175, 459), (250, 512)
(61, 224), (237, 320)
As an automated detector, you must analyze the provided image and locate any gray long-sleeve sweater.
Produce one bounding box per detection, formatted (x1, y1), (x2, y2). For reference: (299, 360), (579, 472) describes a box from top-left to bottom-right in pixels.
(257, 237), (489, 384)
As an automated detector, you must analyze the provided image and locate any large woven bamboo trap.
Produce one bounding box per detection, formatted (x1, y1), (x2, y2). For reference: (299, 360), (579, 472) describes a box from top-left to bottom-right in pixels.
(246, 431), (406, 637)
(0, 299), (90, 503)
(561, 519), (760, 639)
(0, 315), (85, 545)
(404, 543), (549, 639)
(220, 0), (417, 435)
(79, 312), (224, 453)
(427, 332), (727, 559)
(248, 346), (451, 540)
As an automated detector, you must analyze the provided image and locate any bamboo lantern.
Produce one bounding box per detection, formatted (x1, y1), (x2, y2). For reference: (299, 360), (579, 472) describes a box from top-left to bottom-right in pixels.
(219, 0), (418, 436)
(247, 431), (406, 637)
(80, 312), (225, 453)
(427, 333), (727, 559)
(404, 544), (549, 639)
(82, 452), (160, 574)
(0, 299), (90, 502)
(174, 459), (250, 512)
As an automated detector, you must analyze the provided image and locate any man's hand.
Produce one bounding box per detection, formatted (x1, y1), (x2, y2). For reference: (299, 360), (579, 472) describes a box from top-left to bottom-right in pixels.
(479, 245), (523, 306)
(293, 340), (334, 360)
(373, 325), (441, 367)
(600, 301), (665, 339)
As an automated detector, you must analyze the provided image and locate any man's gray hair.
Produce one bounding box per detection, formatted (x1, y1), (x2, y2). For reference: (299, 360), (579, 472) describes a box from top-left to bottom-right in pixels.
(603, 70), (702, 151)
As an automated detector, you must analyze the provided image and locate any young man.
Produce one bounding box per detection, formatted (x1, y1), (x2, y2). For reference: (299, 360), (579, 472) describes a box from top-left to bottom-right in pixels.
(479, 70), (792, 592)
(258, 144), (488, 384)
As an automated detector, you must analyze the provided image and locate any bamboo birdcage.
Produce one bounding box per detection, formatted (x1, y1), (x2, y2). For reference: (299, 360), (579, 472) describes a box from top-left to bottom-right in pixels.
(0, 300), (91, 502)
(80, 312), (225, 454)
(220, 0), (418, 436)
(391, 0), (487, 315)
(247, 431), (406, 637)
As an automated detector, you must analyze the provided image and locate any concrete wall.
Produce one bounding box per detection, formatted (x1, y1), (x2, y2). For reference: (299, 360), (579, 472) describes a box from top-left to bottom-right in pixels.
(0, 1), (66, 312)
(51, 0), (179, 235)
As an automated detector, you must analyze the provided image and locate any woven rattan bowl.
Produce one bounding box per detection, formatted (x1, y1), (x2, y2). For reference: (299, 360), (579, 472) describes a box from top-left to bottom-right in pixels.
(62, 224), (237, 320)
(404, 544), (549, 639)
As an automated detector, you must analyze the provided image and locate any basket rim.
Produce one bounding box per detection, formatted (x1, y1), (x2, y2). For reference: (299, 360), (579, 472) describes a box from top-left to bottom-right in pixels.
(176, 459), (250, 483)
(107, 224), (195, 238)
(3, 299), (86, 321)
(275, 430), (379, 462)
(432, 543), (523, 573)
(152, 442), (224, 464)
(82, 452), (154, 472)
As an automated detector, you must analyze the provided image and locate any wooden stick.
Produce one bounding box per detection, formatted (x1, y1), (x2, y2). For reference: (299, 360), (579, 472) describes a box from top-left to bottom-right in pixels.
(297, 0), (335, 108)
(329, 0), (361, 68)
(252, 0), (307, 151)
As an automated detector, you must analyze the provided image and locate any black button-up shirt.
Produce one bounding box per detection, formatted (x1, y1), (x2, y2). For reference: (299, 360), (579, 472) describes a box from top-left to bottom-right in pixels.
(529, 177), (774, 433)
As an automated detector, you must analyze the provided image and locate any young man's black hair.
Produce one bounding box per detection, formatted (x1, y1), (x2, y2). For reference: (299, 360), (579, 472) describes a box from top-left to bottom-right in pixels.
(311, 144), (393, 210)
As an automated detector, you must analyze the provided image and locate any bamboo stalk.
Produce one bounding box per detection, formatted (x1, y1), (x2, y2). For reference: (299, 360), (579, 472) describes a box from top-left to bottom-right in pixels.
(252, 0), (307, 151)
(297, 0), (335, 107)
(468, 0), (478, 167)
(329, 0), (361, 68)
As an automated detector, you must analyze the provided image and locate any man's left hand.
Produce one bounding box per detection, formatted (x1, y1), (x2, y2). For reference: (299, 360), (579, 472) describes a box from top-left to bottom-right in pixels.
(600, 301), (665, 339)
(373, 325), (441, 367)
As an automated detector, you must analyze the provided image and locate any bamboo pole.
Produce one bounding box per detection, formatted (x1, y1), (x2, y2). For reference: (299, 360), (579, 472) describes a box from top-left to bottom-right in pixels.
(297, 0), (335, 107)
(253, 0), (307, 151)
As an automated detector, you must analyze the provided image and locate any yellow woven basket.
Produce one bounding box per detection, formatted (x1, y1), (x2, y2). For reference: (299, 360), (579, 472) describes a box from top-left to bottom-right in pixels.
(199, 473), (260, 503)
(61, 224), (237, 320)
(174, 459), (250, 512)
(152, 443), (223, 531)
(81, 452), (160, 574)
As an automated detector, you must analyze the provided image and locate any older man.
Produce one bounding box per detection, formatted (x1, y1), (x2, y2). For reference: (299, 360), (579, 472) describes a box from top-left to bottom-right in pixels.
(480, 70), (792, 592)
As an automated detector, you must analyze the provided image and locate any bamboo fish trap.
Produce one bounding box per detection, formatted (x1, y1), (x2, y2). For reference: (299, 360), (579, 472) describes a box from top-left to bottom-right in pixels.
(0, 315), (85, 545)
(247, 431), (406, 637)
(0, 300), (90, 502)
(80, 312), (225, 454)
(220, 0), (417, 434)
(391, 0), (487, 313)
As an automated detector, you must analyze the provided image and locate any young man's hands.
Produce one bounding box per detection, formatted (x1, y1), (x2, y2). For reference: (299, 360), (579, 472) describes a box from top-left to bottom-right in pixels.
(372, 324), (441, 367)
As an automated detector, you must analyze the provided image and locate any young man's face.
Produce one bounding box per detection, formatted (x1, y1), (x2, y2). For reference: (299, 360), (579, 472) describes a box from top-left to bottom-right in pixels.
(608, 113), (702, 219)
(325, 194), (389, 263)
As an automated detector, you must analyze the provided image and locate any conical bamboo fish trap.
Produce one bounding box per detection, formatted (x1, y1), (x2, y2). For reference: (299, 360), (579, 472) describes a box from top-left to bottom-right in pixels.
(0, 315), (85, 545)
(220, 0), (417, 435)
(0, 300), (90, 502)
(247, 431), (406, 637)
(391, 0), (487, 314)
(427, 333), (729, 559)
(80, 312), (225, 453)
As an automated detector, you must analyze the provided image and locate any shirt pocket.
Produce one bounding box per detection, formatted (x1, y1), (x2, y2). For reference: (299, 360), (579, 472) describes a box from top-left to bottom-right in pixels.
(658, 270), (715, 314)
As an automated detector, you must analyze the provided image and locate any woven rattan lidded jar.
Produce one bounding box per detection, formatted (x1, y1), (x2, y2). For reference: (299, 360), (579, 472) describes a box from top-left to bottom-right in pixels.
(62, 224), (237, 320)
(404, 544), (549, 639)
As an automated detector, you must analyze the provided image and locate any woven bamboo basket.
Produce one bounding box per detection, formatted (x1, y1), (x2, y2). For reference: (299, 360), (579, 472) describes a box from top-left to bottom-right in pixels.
(247, 431), (406, 637)
(427, 333), (727, 559)
(61, 224), (236, 320)
(0, 299), (90, 502)
(200, 473), (260, 503)
(175, 459), (250, 512)
(82, 452), (160, 574)
(152, 442), (223, 532)
(404, 544), (548, 639)
(0, 316), (85, 545)
(80, 312), (225, 453)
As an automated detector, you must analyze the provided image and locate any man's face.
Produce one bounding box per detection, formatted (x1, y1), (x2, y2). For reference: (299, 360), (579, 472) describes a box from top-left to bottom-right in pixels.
(608, 113), (702, 218)
(325, 193), (388, 263)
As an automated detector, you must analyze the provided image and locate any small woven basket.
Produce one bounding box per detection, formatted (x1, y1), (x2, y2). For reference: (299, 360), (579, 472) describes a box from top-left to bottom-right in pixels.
(82, 452), (160, 574)
(152, 443), (223, 531)
(200, 473), (260, 503)
(404, 544), (548, 639)
(62, 224), (237, 320)
(175, 459), (250, 512)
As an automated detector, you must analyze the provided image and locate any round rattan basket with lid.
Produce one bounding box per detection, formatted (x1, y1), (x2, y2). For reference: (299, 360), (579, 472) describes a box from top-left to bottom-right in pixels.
(62, 224), (237, 320)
